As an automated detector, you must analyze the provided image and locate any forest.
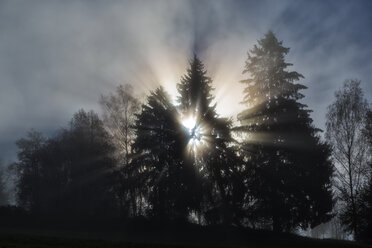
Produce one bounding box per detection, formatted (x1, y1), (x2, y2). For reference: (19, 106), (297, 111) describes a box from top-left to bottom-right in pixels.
(0, 31), (371, 246)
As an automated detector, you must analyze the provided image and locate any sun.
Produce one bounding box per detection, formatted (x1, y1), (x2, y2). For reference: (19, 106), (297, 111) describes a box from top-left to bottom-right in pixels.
(181, 115), (205, 152)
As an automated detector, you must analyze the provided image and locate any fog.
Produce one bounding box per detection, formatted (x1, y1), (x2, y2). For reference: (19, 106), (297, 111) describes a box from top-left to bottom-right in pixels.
(1, 0), (372, 162)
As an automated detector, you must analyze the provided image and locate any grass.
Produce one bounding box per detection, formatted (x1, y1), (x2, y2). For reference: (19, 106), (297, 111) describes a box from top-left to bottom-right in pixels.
(0, 228), (371, 248)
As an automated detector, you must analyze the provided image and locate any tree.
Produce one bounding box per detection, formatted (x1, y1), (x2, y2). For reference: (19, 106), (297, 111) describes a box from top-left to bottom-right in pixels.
(15, 130), (46, 213)
(365, 110), (372, 146)
(0, 161), (8, 206)
(357, 169), (372, 242)
(15, 110), (117, 218)
(61, 110), (117, 217)
(177, 55), (215, 119)
(326, 79), (370, 237)
(237, 31), (334, 232)
(100, 84), (140, 216)
(100, 84), (140, 166)
(177, 56), (243, 225)
(354, 110), (372, 242)
(132, 87), (200, 221)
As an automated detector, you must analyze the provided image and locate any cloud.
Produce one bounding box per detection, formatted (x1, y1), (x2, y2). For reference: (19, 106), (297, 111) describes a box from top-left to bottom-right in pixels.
(1, 0), (371, 162)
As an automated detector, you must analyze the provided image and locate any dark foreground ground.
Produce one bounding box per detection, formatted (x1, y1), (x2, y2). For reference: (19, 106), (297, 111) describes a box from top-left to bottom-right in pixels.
(0, 226), (371, 248)
(0, 208), (370, 248)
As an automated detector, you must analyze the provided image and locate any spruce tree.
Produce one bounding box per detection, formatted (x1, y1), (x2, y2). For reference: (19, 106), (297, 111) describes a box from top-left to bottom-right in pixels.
(177, 56), (243, 225)
(177, 55), (216, 121)
(132, 87), (200, 221)
(237, 31), (334, 232)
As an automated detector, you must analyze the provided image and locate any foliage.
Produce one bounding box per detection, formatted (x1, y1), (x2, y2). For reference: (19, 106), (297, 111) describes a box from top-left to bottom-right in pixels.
(12, 33), (372, 239)
(15, 110), (117, 218)
(177, 56), (243, 225)
(132, 87), (201, 221)
(0, 161), (8, 206)
(237, 31), (334, 232)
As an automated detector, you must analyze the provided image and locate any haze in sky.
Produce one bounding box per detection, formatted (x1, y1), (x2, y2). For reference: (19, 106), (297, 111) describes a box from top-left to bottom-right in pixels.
(1, 0), (372, 163)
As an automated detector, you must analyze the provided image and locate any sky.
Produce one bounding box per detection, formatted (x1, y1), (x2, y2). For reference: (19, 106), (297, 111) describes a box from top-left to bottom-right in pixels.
(1, 0), (372, 163)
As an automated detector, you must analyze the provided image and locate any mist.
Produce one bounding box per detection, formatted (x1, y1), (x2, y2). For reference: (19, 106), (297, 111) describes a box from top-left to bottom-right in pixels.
(1, 0), (372, 163)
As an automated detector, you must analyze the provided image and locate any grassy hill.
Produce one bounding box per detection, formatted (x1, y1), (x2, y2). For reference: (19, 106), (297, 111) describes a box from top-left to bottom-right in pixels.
(0, 227), (371, 248)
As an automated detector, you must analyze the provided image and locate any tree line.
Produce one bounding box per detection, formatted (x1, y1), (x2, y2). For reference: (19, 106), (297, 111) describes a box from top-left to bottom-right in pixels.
(1, 31), (371, 242)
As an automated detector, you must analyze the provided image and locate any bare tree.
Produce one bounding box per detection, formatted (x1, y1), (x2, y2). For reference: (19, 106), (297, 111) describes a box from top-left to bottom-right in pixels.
(326, 79), (370, 236)
(100, 84), (140, 216)
(100, 84), (140, 166)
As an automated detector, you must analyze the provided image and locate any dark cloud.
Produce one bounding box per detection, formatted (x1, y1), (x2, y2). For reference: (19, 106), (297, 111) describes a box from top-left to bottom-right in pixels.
(1, 0), (371, 163)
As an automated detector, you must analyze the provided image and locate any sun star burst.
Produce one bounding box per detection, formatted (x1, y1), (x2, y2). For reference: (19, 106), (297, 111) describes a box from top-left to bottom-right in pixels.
(181, 115), (206, 153)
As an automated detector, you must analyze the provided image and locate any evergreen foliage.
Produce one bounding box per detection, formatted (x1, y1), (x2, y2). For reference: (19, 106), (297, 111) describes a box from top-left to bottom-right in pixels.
(132, 87), (201, 221)
(176, 56), (244, 225)
(237, 31), (334, 232)
(10, 33), (363, 239)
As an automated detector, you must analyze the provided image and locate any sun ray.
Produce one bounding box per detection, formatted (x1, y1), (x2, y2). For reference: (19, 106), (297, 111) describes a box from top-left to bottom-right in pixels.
(180, 114), (208, 155)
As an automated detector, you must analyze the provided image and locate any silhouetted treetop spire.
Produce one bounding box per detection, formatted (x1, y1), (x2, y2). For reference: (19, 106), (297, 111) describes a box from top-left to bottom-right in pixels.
(241, 31), (305, 108)
(237, 31), (334, 232)
(177, 55), (216, 119)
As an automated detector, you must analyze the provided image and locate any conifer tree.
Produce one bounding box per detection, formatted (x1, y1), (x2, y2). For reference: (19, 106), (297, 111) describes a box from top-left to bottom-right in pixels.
(237, 31), (334, 232)
(177, 56), (243, 225)
(132, 87), (200, 221)
(177, 55), (216, 121)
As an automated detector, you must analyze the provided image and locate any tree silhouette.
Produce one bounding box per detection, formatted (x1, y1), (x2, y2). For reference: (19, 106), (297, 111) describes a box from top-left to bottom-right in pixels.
(237, 31), (334, 232)
(0, 161), (9, 206)
(132, 87), (200, 221)
(326, 80), (370, 236)
(177, 56), (242, 225)
(15, 130), (46, 213)
(177, 55), (215, 119)
(10, 40), (368, 239)
(100, 84), (140, 216)
(100, 84), (140, 166)
(15, 110), (117, 218)
(351, 110), (372, 242)
(61, 110), (117, 218)
(357, 178), (372, 243)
